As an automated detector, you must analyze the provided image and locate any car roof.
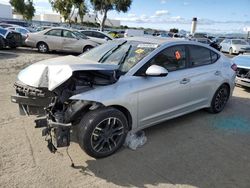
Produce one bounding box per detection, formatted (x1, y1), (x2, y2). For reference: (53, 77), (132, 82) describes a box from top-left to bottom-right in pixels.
(124, 36), (186, 45)
(42, 27), (80, 32)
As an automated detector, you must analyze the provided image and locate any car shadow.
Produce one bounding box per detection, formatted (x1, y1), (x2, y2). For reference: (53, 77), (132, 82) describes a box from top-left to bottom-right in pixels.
(236, 85), (250, 93)
(69, 94), (250, 188)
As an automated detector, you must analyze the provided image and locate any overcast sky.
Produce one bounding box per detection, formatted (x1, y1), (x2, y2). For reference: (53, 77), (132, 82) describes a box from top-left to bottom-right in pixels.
(1, 0), (250, 33)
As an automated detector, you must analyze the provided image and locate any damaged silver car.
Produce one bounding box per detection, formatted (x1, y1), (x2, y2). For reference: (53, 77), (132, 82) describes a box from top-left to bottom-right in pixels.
(233, 54), (250, 88)
(11, 37), (236, 158)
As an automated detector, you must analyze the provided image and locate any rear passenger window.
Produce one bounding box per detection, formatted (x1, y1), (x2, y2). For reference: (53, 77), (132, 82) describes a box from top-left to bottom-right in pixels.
(188, 45), (219, 67)
(148, 45), (187, 71)
(45, 29), (62, 37)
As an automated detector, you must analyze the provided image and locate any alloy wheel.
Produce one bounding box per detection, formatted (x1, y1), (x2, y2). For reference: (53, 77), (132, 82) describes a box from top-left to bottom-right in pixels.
(91, 117), (124, 153)
(214, 87), (229, 112)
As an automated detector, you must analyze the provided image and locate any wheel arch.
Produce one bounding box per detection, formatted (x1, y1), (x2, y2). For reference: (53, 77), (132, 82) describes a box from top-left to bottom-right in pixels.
(83, 45), (93, 52)
(36, 41), (49, 48)
(221, 82), (231, 95)
(108, 105), (133, 131)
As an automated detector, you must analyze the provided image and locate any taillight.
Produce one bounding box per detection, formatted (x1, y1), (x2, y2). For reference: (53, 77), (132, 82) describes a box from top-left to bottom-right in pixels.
(231, 63), (237, 71)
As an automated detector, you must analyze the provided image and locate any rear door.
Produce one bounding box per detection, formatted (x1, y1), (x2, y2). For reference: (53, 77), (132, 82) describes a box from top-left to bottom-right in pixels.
(44, 29), (63, 50)
(186, 45), (223, 108)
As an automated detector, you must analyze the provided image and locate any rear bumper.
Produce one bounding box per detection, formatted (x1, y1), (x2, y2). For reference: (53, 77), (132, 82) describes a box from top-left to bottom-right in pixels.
(25, 39), (36, 48)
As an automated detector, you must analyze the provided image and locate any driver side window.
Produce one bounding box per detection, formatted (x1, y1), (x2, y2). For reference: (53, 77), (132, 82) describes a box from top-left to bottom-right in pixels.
(148, 45), (187, 72)
(63, 30), (75, 38)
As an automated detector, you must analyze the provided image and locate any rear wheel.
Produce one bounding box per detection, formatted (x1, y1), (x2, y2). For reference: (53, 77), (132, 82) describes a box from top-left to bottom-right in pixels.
(37, 42), (49, 53)
(208, 84), (230, 113)
(78, 107), (128, 158)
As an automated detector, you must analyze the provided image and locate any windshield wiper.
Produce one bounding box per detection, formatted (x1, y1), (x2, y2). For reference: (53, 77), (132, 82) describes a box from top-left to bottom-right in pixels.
(118, 45), (132, 66)
(98, 41), (127, 63)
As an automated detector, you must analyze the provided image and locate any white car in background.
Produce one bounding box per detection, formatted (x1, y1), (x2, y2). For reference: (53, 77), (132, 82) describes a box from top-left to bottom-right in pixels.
(79, 30), (113, 44)
(25, 27), (98, 53)
(220, 39), (250, 55)
(233, 54), (250, 87)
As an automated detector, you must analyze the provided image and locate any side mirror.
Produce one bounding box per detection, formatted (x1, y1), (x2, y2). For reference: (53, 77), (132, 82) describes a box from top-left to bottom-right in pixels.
(104, 36), (109, 41)
(145, 65), (168, 77)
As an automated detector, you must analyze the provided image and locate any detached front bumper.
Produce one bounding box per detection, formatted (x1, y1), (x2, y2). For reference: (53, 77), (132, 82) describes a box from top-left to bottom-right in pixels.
(11, 95), (52, 115)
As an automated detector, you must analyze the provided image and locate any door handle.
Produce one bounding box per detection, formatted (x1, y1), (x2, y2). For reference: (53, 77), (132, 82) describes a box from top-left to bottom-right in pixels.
(180, 78), (190, 84)
(214, 71), (221, 76)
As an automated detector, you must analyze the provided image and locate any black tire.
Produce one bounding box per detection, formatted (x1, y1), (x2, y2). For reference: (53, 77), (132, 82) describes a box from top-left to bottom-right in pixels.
(208, 84), (230, 113)
(37, 42), (49, 53)
(0, 37), (5, 49)
(83, 45), (93, 53)
(78, 107), (128, 158)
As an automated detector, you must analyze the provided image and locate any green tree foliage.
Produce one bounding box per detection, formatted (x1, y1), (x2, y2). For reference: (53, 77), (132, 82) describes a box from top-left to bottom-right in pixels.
(49, 0), (87, 24)
(73, 0), (87, 24)
(49, 0), (73, 23)
(10, 0), (35, 20)
(90, 0), (132, 31)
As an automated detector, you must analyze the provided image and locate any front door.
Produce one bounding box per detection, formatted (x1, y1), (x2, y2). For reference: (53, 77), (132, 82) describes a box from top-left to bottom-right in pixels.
(136, 45), (193, 127)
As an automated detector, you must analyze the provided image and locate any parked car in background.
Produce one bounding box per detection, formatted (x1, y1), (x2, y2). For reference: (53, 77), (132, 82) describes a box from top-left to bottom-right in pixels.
(193, 38), (221, 51)
(35, 26), (52, 32)
(79, 30), (113, 44)
(124, 29), (144, 37)
(25, 27), (98, 53)
(7, 26), (34, 44)
(0, 27), (22, 49)
(11, 37), (236, 158)
(233, 55), (250, 87)
(220, 39), (250, 54)
(108, 30), (124, 38)
(0, 23), (15, 28)
(0, 20), (29, 27)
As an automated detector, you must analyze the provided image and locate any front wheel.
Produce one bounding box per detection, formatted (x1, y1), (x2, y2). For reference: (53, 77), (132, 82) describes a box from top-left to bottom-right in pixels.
(208, 84), (230, 113)
(78, 107), (128, 158)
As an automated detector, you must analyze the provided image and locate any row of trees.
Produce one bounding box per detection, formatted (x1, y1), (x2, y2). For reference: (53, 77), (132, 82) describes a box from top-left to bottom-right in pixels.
(10, 0), (132, 31)
(10, 0), (35, 20)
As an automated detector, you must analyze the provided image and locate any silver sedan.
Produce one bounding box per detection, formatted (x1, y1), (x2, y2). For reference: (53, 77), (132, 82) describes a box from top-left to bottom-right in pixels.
(220, 39), (250, 55)
(12, 37), (236, 158)
(25, 27), (98, 53)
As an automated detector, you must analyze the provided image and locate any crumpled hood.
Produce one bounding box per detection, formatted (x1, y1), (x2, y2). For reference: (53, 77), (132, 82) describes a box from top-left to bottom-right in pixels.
(232, 55), (250, 69)
(18, 55), (118, 91)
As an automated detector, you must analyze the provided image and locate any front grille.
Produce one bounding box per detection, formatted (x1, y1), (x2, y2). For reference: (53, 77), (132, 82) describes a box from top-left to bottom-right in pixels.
(236, 67), (250, 79)
(14, 82), (54, 97)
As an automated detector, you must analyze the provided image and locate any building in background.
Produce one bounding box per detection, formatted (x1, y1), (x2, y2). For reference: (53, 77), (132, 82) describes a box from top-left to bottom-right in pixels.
(0, 3), (12, 19)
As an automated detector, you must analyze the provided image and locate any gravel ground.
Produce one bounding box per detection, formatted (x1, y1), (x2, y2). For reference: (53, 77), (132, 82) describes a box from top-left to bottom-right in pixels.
(0, 48), (250, 188)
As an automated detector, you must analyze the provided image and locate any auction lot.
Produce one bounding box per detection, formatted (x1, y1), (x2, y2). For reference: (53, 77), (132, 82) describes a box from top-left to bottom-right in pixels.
(0, 48), (250, 188)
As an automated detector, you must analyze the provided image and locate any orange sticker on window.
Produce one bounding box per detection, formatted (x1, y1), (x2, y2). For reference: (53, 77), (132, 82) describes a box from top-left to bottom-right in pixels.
(175, 51), (181, 60)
